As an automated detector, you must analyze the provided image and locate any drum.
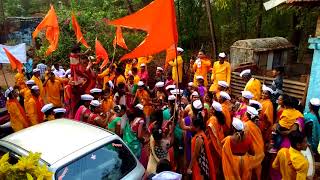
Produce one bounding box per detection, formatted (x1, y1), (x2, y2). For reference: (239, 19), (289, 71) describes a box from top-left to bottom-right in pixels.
(301, 146), (315, 178)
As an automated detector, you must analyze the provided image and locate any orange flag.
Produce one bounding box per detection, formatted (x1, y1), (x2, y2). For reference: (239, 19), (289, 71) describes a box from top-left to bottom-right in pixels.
(165, 44), (177, 68)
(3, 48), (23, 72)
(113, 26), (128, 50)
(32, 5), (59, 56)
(109, 0), (178, 61)
(95, 38), (109, 69)
(71, 13), (90, 48)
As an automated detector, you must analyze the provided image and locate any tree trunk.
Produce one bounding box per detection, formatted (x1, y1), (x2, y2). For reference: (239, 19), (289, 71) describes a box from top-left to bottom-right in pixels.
(235, 0), (244, 39)
(125, 0), (134, 14)
(0, 0), (6, 44)
(255, 0), (263, 38)
(204, 0), (217, 60)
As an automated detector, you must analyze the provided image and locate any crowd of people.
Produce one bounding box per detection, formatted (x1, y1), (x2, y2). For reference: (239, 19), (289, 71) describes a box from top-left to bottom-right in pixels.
(1, 45), (320, 180)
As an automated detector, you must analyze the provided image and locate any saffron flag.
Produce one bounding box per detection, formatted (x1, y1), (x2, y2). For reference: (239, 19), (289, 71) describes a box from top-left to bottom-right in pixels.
(3, 48), (23, 72)
(108, 0), (178, 61)
(113, 26), (128, 50)
(71, 13), (90, 48)
(32, 5), (59, 56)
(95, 38), (109, 69)
(165, 44), (176, 68)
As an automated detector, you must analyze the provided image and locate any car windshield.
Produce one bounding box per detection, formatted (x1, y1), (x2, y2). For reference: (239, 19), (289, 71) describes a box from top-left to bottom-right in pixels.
(55, 139), (136, 180)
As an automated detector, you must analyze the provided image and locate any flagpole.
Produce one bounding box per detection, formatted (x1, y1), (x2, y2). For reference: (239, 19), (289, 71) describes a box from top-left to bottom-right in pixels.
(0, 64), (9, 88)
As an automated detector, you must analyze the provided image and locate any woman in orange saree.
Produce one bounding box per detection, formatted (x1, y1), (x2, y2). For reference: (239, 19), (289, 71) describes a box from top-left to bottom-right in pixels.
(222, 117), (255, 180)
(188, 113), (216, 180)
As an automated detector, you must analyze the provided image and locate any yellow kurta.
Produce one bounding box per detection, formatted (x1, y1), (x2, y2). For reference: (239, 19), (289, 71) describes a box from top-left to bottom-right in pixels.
(193, 58), (211, 86)
(20, 87), (32, 103)
(260, 99), (274, 125)
(244, 78), (262, 100)
(168, 55), (183, 84)
(272, 147), (308, 180)
(209, 61), (231, 92)
(15, 72), (26, 89)
(25, 96), (43, 126)
(115, 75), (126, 86)
(134, 75), (140, 85)
(279, 109), (303, 130)
(45, 79), (62, 107)
(98, 68), (115, 90)
(6, 99), (29, 131)
(31, 75), (45, 99)
(136, 56), (153, 70)
(125, 63), (132, 79)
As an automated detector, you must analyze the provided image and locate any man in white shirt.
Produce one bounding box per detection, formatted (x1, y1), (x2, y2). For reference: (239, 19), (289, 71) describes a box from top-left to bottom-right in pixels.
(52, 63), (65, 78)
(36, 60), (47, 80)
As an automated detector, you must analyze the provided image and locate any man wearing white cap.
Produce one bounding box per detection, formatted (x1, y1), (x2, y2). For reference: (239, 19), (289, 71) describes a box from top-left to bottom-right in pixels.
(260, 85), (274, 140)
(90, 88), (103, 100)
(168, 47), (184, 84)
(87, 100), (105, 126)
(5, 87), (29, 132)
(41, 103), (55, 121)
(44, 72), (63, 107)
(244, 106), (265, 179)
(210, 52), (231, 92)
(54, 108), (66, 119)
(218, 91), (232, 132)
(20, 80), (35, 105)
(235, 91), (254, 119)
(74, 94), (94, 122)
(215, 80), (229, 100)
(155, 67), (165, 82)
(25, 85), (45, 125)
(31, 68), (45, 99)
(192, 50), (211, 87)
(240, 69), (261, 100)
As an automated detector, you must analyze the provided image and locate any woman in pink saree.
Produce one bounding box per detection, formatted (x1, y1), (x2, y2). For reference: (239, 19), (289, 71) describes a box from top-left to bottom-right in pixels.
(74, 94), (94, 122)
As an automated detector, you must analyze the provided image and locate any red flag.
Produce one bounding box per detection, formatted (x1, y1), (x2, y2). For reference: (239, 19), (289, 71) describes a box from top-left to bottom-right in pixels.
(3, 48), (23, 72)
(32, 5), (59, 56)
(71, 13), (90, 48)
(109, 0), (178, 61)
(113, 26), (128, 50)
(95, 38), (109, 69)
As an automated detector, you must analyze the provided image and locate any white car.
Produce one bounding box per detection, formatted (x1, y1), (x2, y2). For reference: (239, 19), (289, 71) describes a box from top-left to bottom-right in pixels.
(0, 119), (145, 180)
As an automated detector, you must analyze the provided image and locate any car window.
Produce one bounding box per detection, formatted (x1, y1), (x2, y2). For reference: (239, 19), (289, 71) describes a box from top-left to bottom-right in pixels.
(55, 140), (137, 180)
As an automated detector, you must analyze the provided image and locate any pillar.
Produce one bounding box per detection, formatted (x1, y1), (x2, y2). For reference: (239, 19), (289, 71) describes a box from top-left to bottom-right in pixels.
(305, 37), (320, 112)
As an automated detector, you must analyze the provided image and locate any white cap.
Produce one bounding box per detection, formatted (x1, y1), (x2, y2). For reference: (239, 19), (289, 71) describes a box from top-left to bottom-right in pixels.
(220, 91), (231, 100)
(155, 82), (165, 88)
(33, 68), (40, 73)
(191, 91), (199, 97)
(152, 171), (182, 180)
(53, 108), (66, 114)
(135, 104), (144, 110)
(242, 91), (254, 99)
(5, 87), (14, 97)
(232, 117), (244, 131)
(31, 85), (39, 90)
(41, 103), (54, 113)
(192, 100), (203, 110)
(81, 94), (94, 101)
(140, 63), (146, 67)
(170, 89), (183, 95)
(188, 82), (194, 87)
(218, 52), (226, 58)
(218, 81), (229, 88)
(249, 100), (262, 110)
(177, 47), (184, 52)
(157, 67), (163, 71)
(90, 100), (101, 107)
(168, 95), (176, 101)
(211, 101), (222, 112)
(165, 85), (176, 90)
(247, 106), (259, 118)
(108, 80), (114, 89)
(65, 69), (71, 75)
(138, 81), (144, 87)
(310, 98), (320, 106)
(26, 80), (35, 85)
(240, 69), (251, 77)
(90, 88), (102, 94)
(196, 76), (204, 80)
(262, 84), (274, 94)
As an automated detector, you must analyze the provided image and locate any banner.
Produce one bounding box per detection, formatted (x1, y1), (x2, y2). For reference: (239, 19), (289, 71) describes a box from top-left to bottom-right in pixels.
(0, 43), (26, 63)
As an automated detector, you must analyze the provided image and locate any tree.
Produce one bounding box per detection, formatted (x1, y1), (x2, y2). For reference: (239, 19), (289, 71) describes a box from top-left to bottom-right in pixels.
(204, 0), (217, 59)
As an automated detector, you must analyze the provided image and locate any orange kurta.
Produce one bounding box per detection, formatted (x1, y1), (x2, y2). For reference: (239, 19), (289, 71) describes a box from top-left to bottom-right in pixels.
(207, 116), (224, 168)
(193, 58), (211, 86)
(14, 72), (26, 89)
(6, 99), (29, 131)
(222, 136), (252, 180)
(221, 102), (232, 133)
(31, 76), (45, 99)
(45, 79), (62, 107)
(25, 96), (44, 126)
(191, 131), (216, 180)
(244, 120), (265, 180)
(102, 96), (114, 113)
